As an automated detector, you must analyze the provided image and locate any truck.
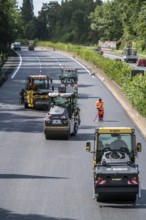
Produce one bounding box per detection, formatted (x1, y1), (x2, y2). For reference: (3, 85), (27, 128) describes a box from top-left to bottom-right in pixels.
(20, 75), (53, 110)
(123, 46), (138, 63)
(44, 92), (80, 139)
(59, 68), (78, 84)
(86, 127), (142, 202)
(28, 40), (35, 50)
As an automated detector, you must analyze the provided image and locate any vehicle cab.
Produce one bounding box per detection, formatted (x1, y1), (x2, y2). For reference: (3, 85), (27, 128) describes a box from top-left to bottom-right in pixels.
(59, 68), (78, 84)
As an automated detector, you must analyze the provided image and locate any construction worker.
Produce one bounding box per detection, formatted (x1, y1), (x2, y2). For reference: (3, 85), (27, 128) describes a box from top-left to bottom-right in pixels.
(110, 135), (128, 150)
(19, 88), (25, 104)
(95, 98), (104, 121)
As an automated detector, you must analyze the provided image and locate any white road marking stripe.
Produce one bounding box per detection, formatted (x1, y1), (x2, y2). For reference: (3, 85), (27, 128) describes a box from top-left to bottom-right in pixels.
(11, 51), (22, 79)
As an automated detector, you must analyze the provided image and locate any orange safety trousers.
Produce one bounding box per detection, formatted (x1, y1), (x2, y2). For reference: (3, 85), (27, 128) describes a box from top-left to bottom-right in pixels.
(96, 101), (104, 116)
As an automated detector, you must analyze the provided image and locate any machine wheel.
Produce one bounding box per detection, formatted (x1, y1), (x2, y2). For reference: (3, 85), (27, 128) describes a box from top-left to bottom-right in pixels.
(34, 104), (39, 110)
(126, 193), (137, 202)
(44, 105), (49, 111)
(64, 131), (70, 140)
(33, 101), (37, 110)
(24, 102), (28, 109)
(45, 133), (50, 140)
(96, 194), (105, 202)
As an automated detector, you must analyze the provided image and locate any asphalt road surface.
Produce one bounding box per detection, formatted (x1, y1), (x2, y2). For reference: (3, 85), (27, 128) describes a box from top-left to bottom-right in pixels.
(0, 47), (146, 220)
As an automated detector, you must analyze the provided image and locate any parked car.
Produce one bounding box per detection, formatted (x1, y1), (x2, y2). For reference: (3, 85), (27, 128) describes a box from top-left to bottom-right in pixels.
(136, 58), (146, 67)
(12, 42), (21, 51)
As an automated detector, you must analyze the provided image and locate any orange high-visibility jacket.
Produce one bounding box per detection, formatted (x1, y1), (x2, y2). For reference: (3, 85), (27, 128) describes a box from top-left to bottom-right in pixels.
(96, 101), (104, 115)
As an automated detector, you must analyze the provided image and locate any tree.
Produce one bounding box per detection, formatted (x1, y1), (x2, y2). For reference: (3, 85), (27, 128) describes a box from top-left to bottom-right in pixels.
(15, 0), (146, 46)
(33, 0), (103, 43)
(89, 0), (146, 46)
(21, 0), (34, 24)
(89, 1), (123, 42)
(0, 0), (22, 51)
(20, 0), (34, 38)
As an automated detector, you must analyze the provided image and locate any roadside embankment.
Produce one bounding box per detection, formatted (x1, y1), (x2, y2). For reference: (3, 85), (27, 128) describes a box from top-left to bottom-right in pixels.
(0, 50), (18, 86)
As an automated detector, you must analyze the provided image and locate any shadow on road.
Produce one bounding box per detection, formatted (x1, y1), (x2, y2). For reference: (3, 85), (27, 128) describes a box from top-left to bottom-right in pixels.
(78, 94), (100, 99)
(0, 174), (69, 180)
(0, 208), (76, 220)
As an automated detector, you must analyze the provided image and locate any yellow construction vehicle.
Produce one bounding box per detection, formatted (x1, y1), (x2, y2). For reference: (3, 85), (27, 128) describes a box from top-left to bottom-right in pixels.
(20, 75), (53, 110)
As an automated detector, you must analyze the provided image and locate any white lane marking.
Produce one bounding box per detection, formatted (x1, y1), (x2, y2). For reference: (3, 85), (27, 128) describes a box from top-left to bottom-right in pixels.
(36, 56), (43, 74)
(11, 50), (92, 79)
(56, 51), (92, 75)
(71, 56), (92, 75)
(49, 54), (61, 66)
(56, 52), (106, 83)
(11, 52), (22, 79)
(36, 56), (41, 64)
(11, 53), (42, 79)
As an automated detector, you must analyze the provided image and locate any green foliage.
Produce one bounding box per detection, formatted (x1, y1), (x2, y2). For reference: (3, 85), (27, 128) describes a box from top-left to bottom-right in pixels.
(20, 0), (35, 39)
(0, 0), (21, 51)
(21, 0), (34, 24)
(123, 74), (146, 116)
(89, 1), (123, 41)
(2, 0), (146, 49)
(89, 0), (146, 48)
(19, 0), (102, 43)
(15, 0), (146, 48)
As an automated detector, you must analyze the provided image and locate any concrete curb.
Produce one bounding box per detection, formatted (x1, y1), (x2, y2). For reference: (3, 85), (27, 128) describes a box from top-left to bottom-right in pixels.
(0, 52), (19, 86)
